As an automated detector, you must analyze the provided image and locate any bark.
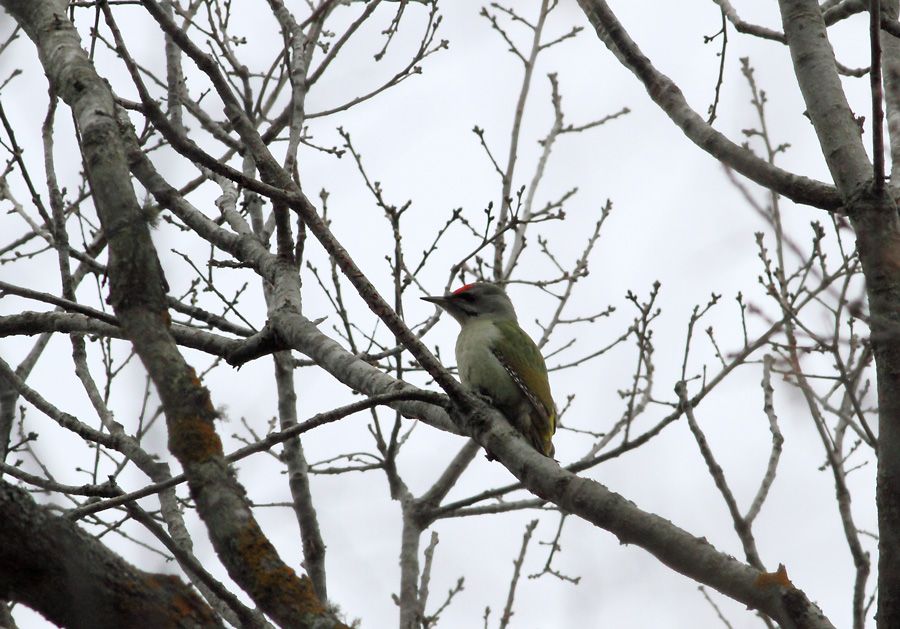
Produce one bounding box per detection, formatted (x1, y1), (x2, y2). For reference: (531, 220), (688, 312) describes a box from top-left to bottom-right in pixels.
(0, 372), (15, 463)
(853, 198), (900, 627)
(777, 0), (871, 192)
(876, 9), (900, 627)
(274, 351), (329, 602)
(0, 480), (220, 628)
(397, 441), (479, 627)
(397, 513), (423, 629)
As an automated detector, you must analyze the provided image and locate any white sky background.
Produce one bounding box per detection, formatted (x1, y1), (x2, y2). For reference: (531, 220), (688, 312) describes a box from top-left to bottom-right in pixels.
(0, 1), (880, 627)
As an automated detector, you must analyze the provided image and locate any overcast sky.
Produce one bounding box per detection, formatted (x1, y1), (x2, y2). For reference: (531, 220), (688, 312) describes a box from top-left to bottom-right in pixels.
(0, 1), (879, 627)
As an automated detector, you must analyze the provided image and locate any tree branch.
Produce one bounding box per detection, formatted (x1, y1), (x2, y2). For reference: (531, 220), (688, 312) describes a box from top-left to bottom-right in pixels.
(0, 480), (220, 628)
(576, 0), (843, 210)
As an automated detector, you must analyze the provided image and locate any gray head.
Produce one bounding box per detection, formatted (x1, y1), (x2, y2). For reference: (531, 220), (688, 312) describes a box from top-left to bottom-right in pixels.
(421, 282), (518, 325)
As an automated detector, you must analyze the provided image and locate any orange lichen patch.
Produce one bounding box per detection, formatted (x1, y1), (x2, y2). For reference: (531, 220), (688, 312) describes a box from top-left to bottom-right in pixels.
(143, 573), (219, 623)
(180, 368), (218, 416)
(754, 563), (793, 589)
(147, 575), (194, 614)
(186, 366), (202, 387)
(235, 525), (330, 617)
(203, 393), (216, 415)
(168, 415), (223, 463)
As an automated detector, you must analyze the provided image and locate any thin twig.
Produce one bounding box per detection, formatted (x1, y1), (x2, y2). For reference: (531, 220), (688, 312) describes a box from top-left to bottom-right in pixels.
(870, 0), (885, 192)
(499, 519), (538, 629)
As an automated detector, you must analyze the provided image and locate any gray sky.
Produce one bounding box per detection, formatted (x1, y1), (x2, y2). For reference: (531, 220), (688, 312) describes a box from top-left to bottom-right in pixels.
(0, 1), (877, 627)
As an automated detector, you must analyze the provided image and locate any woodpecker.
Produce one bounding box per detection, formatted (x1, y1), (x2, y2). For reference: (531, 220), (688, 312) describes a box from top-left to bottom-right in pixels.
(422, 282), (556, 457)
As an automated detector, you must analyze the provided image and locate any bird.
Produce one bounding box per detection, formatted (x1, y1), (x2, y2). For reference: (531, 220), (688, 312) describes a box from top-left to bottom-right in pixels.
(421, 282), (556, 457)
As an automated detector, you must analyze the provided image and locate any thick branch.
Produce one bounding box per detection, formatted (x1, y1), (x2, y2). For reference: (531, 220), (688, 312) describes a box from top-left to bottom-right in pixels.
(468, 403), (833, 628)
(777, 0), (872, 194)
(576, 0), (843, 210)
(0, 480), (219, 628)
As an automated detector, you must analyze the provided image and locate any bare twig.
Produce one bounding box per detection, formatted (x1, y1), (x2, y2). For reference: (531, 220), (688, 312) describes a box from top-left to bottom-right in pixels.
(499, 519), (538, 629)
(871, 0), (885, 192)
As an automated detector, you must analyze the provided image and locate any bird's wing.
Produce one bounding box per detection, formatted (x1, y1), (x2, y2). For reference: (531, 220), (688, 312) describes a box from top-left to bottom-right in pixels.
(490, 319), (557, 440)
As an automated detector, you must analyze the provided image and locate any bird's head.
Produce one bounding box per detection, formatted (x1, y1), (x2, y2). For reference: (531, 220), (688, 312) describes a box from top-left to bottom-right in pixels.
(421, 282), (518, 325)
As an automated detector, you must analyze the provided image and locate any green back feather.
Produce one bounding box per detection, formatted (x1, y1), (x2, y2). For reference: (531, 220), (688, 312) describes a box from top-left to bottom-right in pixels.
(491, 319), (557, 440)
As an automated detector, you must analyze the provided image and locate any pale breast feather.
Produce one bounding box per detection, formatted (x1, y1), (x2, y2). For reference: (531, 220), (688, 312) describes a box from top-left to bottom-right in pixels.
(454, 319), (503, 386)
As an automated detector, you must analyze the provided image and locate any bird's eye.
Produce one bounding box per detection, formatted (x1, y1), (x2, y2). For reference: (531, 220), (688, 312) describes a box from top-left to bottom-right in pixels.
(457, 292), (475, 301)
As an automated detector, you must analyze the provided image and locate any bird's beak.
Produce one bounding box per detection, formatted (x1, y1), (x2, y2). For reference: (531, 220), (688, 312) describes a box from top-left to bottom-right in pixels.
(422, 293), (465, 325)
(421, 294), (451, 307)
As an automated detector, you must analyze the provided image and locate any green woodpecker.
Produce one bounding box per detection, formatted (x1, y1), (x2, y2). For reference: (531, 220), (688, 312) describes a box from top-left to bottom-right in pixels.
(422, 282), (556, 457)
